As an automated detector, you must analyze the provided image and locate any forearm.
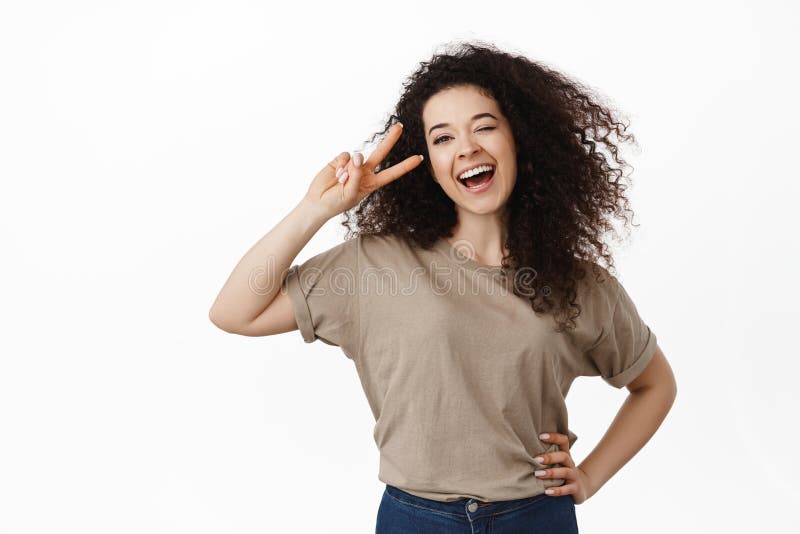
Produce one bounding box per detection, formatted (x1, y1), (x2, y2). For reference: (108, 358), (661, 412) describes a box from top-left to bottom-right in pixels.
(577, 385), (676, 497)
(209, 197), (329, 329)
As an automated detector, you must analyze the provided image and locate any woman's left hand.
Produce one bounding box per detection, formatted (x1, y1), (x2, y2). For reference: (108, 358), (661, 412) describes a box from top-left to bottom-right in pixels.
(534, 432), (594, 505)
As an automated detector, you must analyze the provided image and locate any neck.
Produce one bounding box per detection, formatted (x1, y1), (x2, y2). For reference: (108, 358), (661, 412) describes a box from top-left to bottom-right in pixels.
(448, 207), (509, 266)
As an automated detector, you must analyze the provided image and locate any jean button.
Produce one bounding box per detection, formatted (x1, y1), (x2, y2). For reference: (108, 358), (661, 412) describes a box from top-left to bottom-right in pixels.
(468, 502), (478, 512)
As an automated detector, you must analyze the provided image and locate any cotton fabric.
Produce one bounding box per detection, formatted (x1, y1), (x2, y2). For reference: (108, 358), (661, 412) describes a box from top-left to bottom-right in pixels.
(281, 234), (658, 503)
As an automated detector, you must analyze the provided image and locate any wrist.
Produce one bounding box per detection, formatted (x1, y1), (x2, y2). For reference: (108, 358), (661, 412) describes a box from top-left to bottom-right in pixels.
(297, 196), (332, 227)
(577, 463), (600, 498)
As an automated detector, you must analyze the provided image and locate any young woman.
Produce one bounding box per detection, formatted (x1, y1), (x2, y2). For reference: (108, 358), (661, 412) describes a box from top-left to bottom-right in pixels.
(210, 41), (677, 533)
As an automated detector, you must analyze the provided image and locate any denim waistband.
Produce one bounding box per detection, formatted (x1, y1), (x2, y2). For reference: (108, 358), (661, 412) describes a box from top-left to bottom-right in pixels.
(384, 484), (551, 520)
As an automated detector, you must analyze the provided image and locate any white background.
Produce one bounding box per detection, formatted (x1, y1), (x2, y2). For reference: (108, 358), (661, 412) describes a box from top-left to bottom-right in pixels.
(1, 1), (798, 532)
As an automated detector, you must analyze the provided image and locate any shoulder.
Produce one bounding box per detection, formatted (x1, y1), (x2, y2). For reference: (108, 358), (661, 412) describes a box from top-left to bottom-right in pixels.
(573, 261), (621, 307)
(357, 232), (409, 249)
(559, 261), (622, 351)
(356, 233), (420, 265)
(307, 233), (411, 266)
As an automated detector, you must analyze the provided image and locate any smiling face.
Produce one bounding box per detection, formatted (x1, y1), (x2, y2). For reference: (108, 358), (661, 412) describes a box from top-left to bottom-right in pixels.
(422, 84), (517, 216)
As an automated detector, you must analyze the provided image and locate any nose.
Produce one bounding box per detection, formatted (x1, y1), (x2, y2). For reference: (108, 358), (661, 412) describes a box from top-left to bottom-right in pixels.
(456, 137), (481, 159)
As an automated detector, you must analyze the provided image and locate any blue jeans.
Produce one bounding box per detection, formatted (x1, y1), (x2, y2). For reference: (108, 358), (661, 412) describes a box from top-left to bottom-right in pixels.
(376, 484), (579, 533)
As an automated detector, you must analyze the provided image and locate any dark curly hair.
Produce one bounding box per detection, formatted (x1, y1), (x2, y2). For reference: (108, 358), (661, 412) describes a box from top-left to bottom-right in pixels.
(341, 40), (642, 333)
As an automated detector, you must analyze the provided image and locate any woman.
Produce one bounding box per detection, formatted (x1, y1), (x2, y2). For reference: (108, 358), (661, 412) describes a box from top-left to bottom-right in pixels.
(210, 41), (677, 533)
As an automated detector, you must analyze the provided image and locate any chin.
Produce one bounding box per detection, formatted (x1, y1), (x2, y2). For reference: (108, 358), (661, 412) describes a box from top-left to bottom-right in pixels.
(457, 200), (507, 216)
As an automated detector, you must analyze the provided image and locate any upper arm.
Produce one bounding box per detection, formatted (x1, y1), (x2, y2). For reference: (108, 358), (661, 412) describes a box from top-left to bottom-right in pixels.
(230, 289), (299, 337)
(626, 343), (677, 395)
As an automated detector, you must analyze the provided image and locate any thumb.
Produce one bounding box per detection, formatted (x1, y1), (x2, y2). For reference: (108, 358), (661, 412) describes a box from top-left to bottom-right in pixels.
(329, 151), (351, 175)
(314, 151), (352, 192)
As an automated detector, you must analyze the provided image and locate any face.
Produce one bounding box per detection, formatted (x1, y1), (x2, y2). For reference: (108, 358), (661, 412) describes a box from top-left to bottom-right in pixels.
(422, 84), (517, 216)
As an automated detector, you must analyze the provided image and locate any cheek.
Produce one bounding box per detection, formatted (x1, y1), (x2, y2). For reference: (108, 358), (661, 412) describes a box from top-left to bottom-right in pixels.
(430, 159), (451, 182)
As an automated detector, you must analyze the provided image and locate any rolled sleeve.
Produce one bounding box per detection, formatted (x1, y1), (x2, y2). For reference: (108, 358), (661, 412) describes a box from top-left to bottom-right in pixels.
(283, 264), (316, 343)
(280, 237), (360, 358)
(583, 276), (658, 389)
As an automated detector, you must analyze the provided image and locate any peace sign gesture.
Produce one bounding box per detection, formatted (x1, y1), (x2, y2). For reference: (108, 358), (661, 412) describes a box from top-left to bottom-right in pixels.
(304, 122), (425, 220)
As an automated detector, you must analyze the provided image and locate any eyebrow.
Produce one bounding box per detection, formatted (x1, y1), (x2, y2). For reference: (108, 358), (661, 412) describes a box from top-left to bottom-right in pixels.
(427, 113), (499, 136)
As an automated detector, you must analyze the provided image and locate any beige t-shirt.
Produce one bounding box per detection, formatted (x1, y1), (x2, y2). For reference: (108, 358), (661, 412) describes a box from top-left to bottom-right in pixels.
(281, 233), (658, 503)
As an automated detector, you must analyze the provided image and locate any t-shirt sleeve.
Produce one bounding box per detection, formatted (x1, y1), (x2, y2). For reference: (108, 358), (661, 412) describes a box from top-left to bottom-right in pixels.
(280, 236), (360, 358)
(581, 276), (658, 389)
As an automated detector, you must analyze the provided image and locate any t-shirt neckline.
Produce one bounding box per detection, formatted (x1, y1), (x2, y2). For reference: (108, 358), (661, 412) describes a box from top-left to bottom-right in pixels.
(432, 236), (507, 276)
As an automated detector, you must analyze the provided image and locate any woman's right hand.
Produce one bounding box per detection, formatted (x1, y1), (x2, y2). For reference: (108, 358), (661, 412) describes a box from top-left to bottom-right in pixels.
(303, 122), (424, 221)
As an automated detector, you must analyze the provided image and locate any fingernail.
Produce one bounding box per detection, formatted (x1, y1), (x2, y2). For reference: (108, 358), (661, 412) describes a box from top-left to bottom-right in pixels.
(397, 122), (404, 129)
(418, 154), (424, 162)
(335, 166), (343, 178)
(539, 433), (550, 440)
(534, 470), (546, 477)
(545, 489), (554, 495)
(338, 172), (349, 184)
(353, 153), (362, 168)
(533, 457), (544, 463)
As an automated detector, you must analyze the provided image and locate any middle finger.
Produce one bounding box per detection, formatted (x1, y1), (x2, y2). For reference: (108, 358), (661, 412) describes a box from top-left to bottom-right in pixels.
(535, 451), (574, 467)
(364, 122), (404, 170)
(535, 467), (573, 480)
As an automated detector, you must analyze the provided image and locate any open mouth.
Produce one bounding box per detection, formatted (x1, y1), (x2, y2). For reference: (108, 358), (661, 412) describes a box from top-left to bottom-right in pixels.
(457, 166), (495, 192)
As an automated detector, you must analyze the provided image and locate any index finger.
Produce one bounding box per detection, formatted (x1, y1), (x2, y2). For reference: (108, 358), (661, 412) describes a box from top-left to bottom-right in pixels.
(540, 432), (570, 452)
(364, 122), (405, 170)
(371, 154), (424, 189)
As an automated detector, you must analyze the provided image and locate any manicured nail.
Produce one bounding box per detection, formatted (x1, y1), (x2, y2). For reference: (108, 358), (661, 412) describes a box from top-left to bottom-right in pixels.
(418, 154), (424, 161)
(534, 470), (546, 477)
(353, 153), (362, 168)
(545, 489), (554, 495)
(397, 122), (403, 129)
(533, 457), (544, 463)
(335, 166), (343, 178)
(539, 433), (550, 440)
(338, 172), (349, 184)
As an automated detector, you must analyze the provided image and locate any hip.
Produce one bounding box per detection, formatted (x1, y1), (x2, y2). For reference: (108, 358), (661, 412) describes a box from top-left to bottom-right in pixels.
(376, 484), (579, 533)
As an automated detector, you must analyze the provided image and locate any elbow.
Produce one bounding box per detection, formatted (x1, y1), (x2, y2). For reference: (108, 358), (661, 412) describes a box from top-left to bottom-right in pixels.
(628, 371), (677, 404)
(670, 375), (678, 404)
(208, 307), (227, 331)
(627, 345), (677, 400)
(630, 378), (676, 400)
(662, 360), (678, 402)
(652, 374), (678, 401)
(664, 378), (678, 415)
(654, 375), (678, 408)
(209, 307), (242, 334)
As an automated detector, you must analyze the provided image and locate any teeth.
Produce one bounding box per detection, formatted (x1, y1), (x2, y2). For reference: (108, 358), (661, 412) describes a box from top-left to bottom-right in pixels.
(458, 165), (494, 181)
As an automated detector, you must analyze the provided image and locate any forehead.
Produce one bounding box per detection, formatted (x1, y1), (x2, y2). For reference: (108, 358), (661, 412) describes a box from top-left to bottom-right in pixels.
(422, 85), (501, 125)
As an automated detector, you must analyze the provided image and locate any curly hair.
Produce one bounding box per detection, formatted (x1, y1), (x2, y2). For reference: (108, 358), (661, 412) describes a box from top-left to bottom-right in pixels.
(340, 40), (642, 333)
